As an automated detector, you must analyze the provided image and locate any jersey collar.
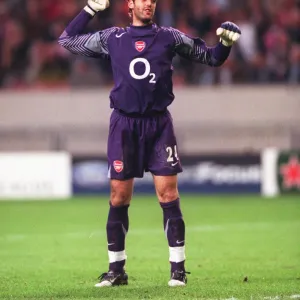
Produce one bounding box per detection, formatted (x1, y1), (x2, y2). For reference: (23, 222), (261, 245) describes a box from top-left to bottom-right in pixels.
(128, 23), (158, 36)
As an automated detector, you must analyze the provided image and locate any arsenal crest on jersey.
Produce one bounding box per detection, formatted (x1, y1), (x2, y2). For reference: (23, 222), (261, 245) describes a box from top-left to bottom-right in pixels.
(135, 41), (146, 52)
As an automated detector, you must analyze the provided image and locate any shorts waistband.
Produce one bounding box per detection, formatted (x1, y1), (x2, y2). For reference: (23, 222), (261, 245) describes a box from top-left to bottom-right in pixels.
(114, 109), (169, 118)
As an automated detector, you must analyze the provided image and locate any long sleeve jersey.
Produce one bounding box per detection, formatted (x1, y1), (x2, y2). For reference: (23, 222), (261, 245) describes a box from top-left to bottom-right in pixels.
(58, 10), (231, 115)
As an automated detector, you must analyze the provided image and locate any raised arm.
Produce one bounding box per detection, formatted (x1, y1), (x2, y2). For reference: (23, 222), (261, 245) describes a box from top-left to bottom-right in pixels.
(58, 0), (116, 58)
(168, 22), (241, 67)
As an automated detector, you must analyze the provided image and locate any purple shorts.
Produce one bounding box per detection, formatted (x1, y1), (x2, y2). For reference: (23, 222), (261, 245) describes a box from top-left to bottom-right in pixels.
(107, 110), (183, 180)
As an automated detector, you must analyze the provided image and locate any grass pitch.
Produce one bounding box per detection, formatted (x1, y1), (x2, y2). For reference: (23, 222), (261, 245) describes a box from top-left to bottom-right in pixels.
(0, 195), (299, 300)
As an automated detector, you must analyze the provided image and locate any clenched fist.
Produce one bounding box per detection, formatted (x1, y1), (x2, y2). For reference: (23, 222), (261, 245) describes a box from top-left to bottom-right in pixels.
(84, 0), (110, 16)
(216, 22), (241, 47)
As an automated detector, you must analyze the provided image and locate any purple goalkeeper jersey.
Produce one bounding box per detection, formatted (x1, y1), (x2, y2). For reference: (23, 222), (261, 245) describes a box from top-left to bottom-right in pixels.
(58, 10), (231, 115)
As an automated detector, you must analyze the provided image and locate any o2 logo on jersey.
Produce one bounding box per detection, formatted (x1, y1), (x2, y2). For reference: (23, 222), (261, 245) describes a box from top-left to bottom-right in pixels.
(135, 41), (146, 52)
(129, 58), (156, 84)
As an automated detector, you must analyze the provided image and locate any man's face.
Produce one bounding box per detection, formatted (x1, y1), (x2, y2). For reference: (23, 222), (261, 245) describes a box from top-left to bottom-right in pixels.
(128, 0), (157, 24)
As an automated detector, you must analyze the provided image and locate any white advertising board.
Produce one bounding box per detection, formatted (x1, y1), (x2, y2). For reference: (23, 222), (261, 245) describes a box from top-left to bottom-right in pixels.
(0, 152), (71, 199)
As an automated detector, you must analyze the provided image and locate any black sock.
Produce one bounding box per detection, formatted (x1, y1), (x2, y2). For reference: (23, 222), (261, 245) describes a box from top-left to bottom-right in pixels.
(160, 198), (186, 273)
(106, 202), (129, 272)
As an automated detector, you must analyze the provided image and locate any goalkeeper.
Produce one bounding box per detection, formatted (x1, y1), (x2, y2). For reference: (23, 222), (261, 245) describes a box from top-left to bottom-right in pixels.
(58, 0), (241, 287)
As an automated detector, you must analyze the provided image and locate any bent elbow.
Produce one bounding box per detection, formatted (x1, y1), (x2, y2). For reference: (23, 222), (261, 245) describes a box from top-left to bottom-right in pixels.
(57, 39), (67, 51)
(57, 31), (68, 47)
(57, 38), (63, 47)
(57, 37), (71, 52)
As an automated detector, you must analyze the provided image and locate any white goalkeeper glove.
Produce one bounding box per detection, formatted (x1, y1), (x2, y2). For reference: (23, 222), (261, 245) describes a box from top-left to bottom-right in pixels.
(84, 0), (110, 16)
(216, 22), (241, 47)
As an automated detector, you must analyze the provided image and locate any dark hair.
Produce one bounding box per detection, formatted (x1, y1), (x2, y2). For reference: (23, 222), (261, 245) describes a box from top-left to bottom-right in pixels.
(128, 0), (133, 18)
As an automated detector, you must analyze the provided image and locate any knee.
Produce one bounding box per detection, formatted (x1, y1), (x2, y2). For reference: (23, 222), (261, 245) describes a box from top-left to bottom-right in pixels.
(157, 187), (179, 203)
(110, 180), (133, 206)
(111, 188), (131, 206)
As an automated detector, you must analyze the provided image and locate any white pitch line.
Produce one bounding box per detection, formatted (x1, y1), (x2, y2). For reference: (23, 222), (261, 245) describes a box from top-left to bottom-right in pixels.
(0, 221), (299, 242)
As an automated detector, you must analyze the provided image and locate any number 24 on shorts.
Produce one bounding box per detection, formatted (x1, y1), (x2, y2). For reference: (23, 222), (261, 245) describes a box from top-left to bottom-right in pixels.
(166, 145), (179, 165)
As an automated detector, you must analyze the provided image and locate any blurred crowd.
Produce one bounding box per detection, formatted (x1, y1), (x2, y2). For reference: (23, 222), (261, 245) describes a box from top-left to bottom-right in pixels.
(0, 0), (299, 89)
